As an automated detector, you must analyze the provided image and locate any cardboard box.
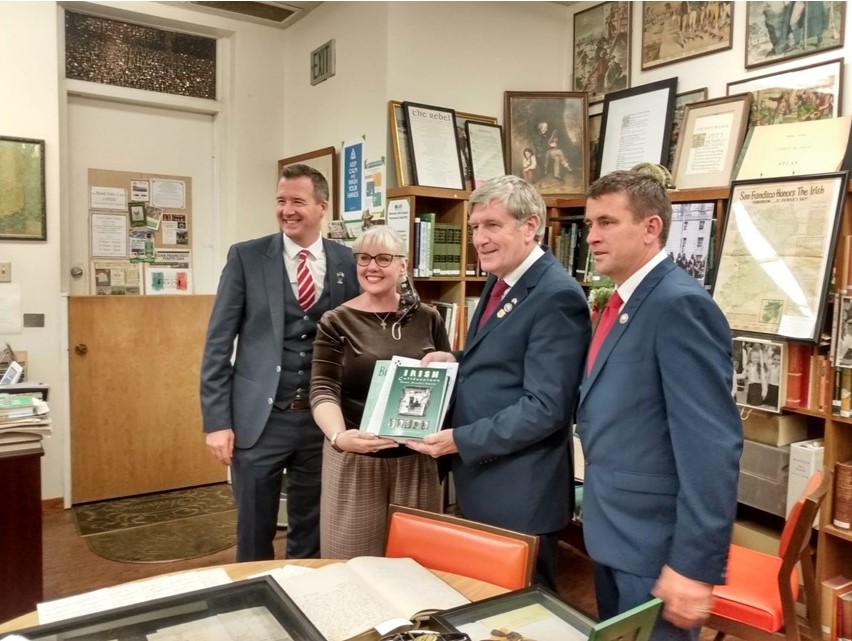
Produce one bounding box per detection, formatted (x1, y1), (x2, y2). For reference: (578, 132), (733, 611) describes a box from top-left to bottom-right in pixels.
(742, 410), (808, 446)
(731, 519), (780, 555)
(741, 439), (789, 482)
(738, 470), (788, 517)
(786, 438), (825, 518)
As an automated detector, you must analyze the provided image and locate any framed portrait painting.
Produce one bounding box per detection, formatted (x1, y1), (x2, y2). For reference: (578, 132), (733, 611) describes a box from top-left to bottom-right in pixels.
(641, 1), (733, 70)
(504, 91), (588, 196)
(277, 146), (338, 233)
(745, 1), (845, 69)
(573, 2), (631, 104)
(0, 136), (46, 241)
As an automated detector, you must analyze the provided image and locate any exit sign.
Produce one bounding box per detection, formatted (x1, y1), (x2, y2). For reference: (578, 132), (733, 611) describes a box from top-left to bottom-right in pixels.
(310, 40), (335, 86)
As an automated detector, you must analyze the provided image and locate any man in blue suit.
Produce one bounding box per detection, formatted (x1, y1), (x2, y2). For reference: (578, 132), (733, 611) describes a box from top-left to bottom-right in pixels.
(409, 175), (591, 589)
(200, 164), (358, 561)
(578, 170), (742, 641)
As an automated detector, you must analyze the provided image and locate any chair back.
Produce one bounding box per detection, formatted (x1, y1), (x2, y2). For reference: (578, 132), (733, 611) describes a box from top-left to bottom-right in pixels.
(588, 597), (662, 641)
(385, 505), (538, 590)
(779, 470), (825, 559)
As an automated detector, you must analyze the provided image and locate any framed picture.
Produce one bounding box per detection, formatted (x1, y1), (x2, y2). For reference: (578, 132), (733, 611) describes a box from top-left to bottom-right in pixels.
(641, 1), (734, 70)
(671, 93), (752, 190)
(665, 202), (716, 287)
(745, 1), (845, 69)
(0, 136), (46, 241)
(389, 100), (412, 187)
(667, 88), (708, 170)
(504, 91), (588, 196)
(573, 2), (632, 104)
(710, 172), (848, 342)
(465, 121), (506, 189)
(277, 146), (338, 220)
(402, 101), (464, 190)
(835, 295), (852, 368)
(589, 113), (603, 184)
(726, 57), (843, 127)
(732, 337), (786, 413)
(456, 111), (498, 190)
(128, 201), (147, 227)
(597, 78), (678, 179)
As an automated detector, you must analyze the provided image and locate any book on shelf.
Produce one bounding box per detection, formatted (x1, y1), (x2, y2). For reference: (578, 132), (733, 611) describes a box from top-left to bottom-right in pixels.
(834, 460), (852, 530)
(822, 575), (852, 640)
(785, 342), (812, 408)
(430, 300), (459, 351)
(839, 590), (852, 641)
(786, 439), (824, 521)
(360, 356), (458, 442)
(272, 556), (469, 641)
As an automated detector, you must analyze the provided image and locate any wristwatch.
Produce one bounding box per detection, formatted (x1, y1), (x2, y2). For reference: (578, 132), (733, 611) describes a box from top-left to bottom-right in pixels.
(329, 431), (344, 453)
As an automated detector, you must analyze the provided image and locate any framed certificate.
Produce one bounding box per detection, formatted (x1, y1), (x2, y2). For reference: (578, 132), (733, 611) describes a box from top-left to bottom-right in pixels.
(465, 121), (506, 189)
(403, 101), (465, 190)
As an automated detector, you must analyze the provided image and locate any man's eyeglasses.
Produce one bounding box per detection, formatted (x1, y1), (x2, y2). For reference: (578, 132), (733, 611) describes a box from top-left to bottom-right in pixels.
(354, 253), (404, 268)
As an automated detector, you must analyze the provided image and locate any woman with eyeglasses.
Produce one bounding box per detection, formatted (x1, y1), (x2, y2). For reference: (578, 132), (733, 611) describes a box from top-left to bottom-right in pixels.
(310, 225), (451, 559)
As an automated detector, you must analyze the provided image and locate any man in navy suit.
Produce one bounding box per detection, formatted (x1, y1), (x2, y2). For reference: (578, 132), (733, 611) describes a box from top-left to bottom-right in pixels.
(409, 175), (590, 589)
(578, 170), (742, 641)
(200, 165), (358, 561)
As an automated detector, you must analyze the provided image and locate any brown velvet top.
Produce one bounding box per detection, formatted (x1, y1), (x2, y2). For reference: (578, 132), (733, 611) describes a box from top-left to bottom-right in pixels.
(310, 304), (451, 457)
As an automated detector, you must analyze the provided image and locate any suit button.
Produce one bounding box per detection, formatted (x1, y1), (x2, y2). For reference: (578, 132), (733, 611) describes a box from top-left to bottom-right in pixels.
(267, 398), (273, 404)
(301, 334), (307, 339)
(585, 459), (590, 465)
(276, 366), (281, 373)
(300, 351), (306, 357)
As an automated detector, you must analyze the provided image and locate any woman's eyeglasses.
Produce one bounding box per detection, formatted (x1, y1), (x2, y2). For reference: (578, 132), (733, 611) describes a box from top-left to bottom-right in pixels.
(354, 253), (404, 268)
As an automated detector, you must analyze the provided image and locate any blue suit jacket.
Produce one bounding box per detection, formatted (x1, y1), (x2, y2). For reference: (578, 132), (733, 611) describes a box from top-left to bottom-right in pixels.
(450, 250), (591, 535)
(577, 259), (742, 584)
(200, 234), (358, 448)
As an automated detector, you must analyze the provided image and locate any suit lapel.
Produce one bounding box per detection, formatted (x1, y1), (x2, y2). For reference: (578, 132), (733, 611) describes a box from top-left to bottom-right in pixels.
(264, 233), (286, 348)
(323, 239), (349, 308)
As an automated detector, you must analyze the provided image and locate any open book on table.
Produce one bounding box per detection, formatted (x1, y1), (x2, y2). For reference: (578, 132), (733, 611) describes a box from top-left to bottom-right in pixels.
(272, 557), (469, 641)
(359, 356), (458, 442)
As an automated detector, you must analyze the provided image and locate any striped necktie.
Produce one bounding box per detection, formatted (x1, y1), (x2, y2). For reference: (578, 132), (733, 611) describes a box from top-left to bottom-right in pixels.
(296, 249), (316, 311)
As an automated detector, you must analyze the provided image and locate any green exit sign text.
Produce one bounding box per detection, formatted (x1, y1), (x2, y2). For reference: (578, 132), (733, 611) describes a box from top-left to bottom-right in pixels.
(310, 40), (335, 86)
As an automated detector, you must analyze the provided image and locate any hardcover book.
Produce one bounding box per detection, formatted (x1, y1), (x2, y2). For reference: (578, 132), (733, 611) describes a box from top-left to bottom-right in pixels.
(834, 460), (852, 529)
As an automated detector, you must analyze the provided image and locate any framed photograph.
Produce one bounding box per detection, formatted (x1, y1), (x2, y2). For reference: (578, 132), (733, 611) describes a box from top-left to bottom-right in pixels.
(667, 88), (708, 170)
(277, 146), (338, 221)
(456, 111), (498, 190)
(726, 57), (843, 127)
(573, 2), (632, 104)
(710, 172), (848, 342)
(671, 93), (752, 190)
(732, 337), (786, 413)
(597, 78), (678, 179)
(835, 295), (852, 368)
(465, 121), (506, 189)
(389, 100), (412, 187)
(128, 201), (147, 227)
(665, 202), (715, 286)
(641, 1), (734, 70)
(0, 136), (46, 241)
(402, 101), (464, 190)
(504, 91), (588, 196)
(746, 1), (845, 69)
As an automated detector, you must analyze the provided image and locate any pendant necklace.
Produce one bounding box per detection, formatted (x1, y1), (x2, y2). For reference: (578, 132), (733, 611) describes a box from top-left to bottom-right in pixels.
(374, 312), (393, 330)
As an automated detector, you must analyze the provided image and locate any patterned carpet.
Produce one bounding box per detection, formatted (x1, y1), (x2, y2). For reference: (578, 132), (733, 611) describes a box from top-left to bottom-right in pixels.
(73, 484), (237, 563)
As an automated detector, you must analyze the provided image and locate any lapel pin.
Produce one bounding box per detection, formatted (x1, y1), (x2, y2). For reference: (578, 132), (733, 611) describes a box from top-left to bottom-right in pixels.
(619, 313), (629, 324)
(336, 271), (345, 284)
(497, 309), (506, 318)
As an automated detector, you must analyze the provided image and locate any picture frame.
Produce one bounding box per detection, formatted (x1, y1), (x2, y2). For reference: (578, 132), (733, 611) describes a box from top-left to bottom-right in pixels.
(402, 101), (465, 190)
(667, 87), (709, 171)
(128, 201), (147, 227)
(588, 113), (603, 184)
(834, 295), (852, 369)
(456, 111), (499, 190)
(641, 1), (733, 70)
(710, 172), (849, 342)
(465, 121), (506, 189)
(277, 145), (338, 220)
(597, 78), (678, 179)
(389, 100), (413, 187)
(665, 202), (716, 287)
(726, 57), (843, 127)
(573, 2), (632, 104)
(732, 336), (786, 414)
(0, 136), (46, 241)
(745, 1), (845, 69)
(671, 93), (753, 190)
(504, 91), (589, 196)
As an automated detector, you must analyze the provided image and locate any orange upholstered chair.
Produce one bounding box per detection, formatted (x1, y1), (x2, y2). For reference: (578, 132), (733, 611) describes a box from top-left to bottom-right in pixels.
(705, 469), (831, 641)
(384, 504), (539, 590)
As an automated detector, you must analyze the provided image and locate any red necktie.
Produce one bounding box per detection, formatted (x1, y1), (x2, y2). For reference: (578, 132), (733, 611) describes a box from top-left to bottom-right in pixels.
(586, 291), (623, 373)
(477, 279), (509, 329)
(296, 249), (316, 311)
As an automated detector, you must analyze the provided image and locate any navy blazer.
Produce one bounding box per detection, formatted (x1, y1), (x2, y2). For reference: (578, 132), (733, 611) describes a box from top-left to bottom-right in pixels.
(577, 259), (742, 584)
(200, 234), (358, 448)
(451, 250), (591, 535)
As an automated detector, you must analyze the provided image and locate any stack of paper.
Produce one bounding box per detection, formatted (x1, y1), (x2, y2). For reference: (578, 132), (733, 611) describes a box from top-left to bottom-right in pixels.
(0, 389), (52, 452)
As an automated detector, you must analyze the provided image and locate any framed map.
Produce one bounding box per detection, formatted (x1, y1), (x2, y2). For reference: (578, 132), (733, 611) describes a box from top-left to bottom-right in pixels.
(711, 173), (848, 342)
(0, 136), (46, 240)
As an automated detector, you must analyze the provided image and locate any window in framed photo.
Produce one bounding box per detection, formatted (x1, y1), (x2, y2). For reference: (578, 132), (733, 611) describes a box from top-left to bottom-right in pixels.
(726, 57), (843, 127)
(665, 202), (715, 287)
(465, 121), (506, 189)
(504, 91), (588, 196)
(402, 101), (464, 190)
(745, 1), (845, 70)
(641, 1), (733, 70)
(573, 2), (632, 104)
(456, 111), (498, 190)
(389, 100), (413, 187)
(732, 336), (786, 414)
(667, 88), (708, 171)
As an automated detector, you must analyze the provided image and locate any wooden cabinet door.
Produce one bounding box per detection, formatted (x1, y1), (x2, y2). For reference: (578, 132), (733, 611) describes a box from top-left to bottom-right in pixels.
(69, 296), (225, 503)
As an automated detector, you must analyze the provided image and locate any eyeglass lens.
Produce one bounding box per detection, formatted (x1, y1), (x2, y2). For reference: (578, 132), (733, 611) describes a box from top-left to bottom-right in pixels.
(355, 253), (394, 267)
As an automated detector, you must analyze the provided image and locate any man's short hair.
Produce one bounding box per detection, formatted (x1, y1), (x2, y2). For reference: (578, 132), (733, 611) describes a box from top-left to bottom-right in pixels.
(587, 170), (672, 246)
(280, 164), (329, 203)
(469, 175), (546, 241)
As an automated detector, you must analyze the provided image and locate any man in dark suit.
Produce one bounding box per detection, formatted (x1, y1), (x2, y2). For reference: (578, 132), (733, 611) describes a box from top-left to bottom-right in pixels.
(200, 164), (358, 561)
(578, 170), (742, 641)
(409, 174), (590, 589)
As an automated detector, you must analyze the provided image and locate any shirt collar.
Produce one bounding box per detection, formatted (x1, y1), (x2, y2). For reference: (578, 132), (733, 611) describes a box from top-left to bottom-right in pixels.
(283, 233), (324, 260)
(502, 244), (544, 288)
(615, 249), (667, 306)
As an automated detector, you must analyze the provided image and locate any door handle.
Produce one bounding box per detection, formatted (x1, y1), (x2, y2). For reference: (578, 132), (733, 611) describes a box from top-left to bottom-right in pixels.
(74, 343), (88, 355)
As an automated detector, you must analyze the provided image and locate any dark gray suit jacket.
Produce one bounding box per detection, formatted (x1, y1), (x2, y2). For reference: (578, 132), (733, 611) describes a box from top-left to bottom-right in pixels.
(200, 234), (358, 448)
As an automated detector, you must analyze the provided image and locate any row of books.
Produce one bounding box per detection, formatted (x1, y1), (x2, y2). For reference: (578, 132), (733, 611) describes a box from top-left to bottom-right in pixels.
(430, 297), (481, 350)
(823, 573), (852, 641)
(412, 215), (463, 277)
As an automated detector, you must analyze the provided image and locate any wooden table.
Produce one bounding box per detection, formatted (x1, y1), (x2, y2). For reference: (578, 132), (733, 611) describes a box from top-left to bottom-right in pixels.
(0, 559), (507, 634)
